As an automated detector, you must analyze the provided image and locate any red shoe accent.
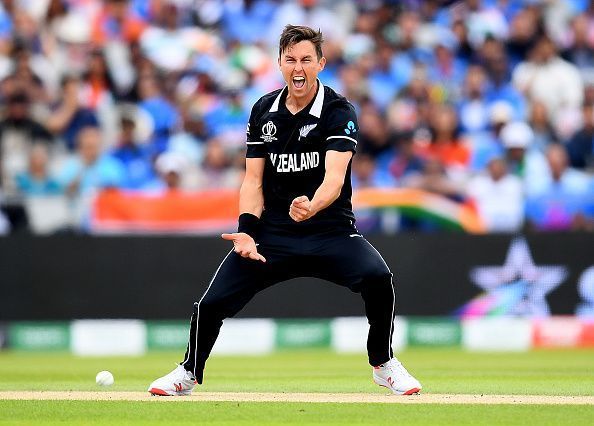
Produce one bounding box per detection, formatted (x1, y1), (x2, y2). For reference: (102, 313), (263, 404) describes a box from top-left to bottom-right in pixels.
(149, 388), (170, 396)
(403, 387), (421, 395)
(174, 383), (183, 392)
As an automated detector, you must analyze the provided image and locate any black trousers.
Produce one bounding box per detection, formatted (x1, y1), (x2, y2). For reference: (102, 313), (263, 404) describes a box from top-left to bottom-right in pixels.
(181, 223), (395, 384)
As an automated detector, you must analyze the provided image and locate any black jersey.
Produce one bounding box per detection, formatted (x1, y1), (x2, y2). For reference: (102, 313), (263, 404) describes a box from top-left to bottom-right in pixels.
(245, 81), (358, 228)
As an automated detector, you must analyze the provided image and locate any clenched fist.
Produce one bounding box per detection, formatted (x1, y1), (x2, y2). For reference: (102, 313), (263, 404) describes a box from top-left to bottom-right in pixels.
(289, 195), (315, 222)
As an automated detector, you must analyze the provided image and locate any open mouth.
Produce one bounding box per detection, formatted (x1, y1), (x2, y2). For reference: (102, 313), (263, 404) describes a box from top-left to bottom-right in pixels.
(293, 76), (306, 89)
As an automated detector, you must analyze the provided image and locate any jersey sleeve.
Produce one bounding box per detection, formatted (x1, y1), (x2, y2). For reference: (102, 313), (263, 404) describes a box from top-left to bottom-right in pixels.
(246, 99), (266, 158)
(324, 101), (358, 153)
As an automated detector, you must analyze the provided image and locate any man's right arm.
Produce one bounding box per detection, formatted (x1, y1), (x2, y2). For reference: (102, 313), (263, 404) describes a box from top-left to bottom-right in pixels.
(239, 158), (265, 217)
(221, 157), (266, 262)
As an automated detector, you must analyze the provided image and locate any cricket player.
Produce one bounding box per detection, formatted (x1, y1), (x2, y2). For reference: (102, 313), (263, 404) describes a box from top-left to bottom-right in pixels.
(148, 25), (421, 396)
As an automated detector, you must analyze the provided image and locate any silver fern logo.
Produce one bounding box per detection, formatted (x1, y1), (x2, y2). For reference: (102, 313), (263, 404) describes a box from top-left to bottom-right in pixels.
(299, 124), (317, 141)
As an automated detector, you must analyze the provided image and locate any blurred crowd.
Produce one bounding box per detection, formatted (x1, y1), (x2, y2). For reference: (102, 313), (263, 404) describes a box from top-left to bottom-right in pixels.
(1, 0), (594, 235)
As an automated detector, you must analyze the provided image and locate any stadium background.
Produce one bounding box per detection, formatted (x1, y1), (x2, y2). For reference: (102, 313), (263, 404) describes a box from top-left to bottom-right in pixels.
(0, 0), (594, 357)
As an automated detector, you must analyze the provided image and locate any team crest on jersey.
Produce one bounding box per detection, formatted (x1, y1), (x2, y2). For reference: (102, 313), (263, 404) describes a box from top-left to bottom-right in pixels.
(261, 121), (277, 142)
(298, 123), (317, 141)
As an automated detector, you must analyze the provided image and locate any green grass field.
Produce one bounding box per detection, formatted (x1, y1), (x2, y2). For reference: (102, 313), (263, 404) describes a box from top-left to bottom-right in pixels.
(1, 348), (594, 425)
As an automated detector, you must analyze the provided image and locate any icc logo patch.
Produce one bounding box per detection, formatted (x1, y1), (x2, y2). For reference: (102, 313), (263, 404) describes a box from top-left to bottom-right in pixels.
(262, 121), (277, 142)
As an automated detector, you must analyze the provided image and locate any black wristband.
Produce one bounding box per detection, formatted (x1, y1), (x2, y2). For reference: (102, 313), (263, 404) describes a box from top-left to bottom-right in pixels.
(238, 213), (260, 238)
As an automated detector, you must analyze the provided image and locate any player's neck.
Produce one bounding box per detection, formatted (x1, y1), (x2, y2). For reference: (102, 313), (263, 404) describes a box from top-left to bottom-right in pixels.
(285, 80), (318, 115)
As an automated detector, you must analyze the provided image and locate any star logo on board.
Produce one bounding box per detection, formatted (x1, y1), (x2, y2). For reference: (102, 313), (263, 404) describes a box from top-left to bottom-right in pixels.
(457, 238), (568, 318)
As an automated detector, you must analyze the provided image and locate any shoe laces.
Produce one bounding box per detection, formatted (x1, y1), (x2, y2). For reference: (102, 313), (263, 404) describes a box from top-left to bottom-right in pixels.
(382, 358), (413, 379)
(167, 364), (193, 381)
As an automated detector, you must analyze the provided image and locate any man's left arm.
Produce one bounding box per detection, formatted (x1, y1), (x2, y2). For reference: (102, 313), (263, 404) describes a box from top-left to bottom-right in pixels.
(289, 150), (352, 222)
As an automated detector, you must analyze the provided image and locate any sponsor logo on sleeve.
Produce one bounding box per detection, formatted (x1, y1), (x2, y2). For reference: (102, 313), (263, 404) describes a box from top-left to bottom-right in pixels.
(344, 121), (357, 135)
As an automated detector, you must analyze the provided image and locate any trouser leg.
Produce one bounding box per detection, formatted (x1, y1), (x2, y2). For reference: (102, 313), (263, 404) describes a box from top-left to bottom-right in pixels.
(360, 273), (395, 366)
(181, 232), (298, 383)
(179, 250), (265, 383)
(306, 230), (395, 366)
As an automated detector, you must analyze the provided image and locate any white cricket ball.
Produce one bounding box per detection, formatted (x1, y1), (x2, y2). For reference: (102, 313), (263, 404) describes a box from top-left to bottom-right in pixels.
(95, 371), (114, 387)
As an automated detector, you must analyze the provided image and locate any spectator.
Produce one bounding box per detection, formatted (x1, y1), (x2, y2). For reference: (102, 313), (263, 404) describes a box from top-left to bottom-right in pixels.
(469, 100), (513, 172)
(482, 42), (526, 120)
(351, 152), (395, 189)
(221, 0), (277, 45)
(426, 39), (468, 102)
(110, 112), (155, 190)
(451, 19), (475, 64)
(8, 44), (49, 103)
(403, 156), (464, 200)
(513, 34), (583, 122)
(357, 102), (391, 159)
(525, 144), (592, 231)
(415, 103), (471, 178)
(57, 126), (124, 197)
(91, 0), (147, 46)
(45, 75), (99, 151)
(499, 120), (549, 194)
(267, 0), (351, 46)
(366, 41), (401, 112)
(154, 151), (186, 191)
(15, 144), (61, 196)
(505, 5), (542, 67)
(137, 74), (180, 154)
(80, 50), (116, 109)
(466, 155), (524, 232)
(382, 131), (425, 186)
(194, 139), (242, 190)
(464, 0), (509, 49)
(167, 108), (207, 166)
(528, 101), (557, 152)
(202, 90), (250, 145)
(561, 13), (594, 83)
(566, 101), (594, 170)
(0, 92), (53, 195)
(140, 2), (196, 72)
(458, 64), (491, 135)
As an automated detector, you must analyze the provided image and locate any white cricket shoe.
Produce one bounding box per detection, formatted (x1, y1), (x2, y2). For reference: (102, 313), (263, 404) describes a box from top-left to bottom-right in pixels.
(373, 358), (422, 395)
(148, 364), (196, 396)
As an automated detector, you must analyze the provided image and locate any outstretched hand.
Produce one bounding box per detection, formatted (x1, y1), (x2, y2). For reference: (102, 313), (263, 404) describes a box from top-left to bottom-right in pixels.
(289, 195), (314, 222)
(221, 232), (266, 263)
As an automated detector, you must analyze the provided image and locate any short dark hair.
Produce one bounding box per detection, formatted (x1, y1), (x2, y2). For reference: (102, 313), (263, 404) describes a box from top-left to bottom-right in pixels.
(279, 25), (324, 59)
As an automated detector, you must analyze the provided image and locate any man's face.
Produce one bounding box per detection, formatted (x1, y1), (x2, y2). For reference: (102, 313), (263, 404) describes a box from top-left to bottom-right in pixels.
(78, 128), (101, 165)
(278, 40), (325, 101)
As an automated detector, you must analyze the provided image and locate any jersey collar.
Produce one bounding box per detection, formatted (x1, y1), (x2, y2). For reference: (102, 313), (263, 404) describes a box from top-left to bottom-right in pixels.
(269, 79), (325, 118)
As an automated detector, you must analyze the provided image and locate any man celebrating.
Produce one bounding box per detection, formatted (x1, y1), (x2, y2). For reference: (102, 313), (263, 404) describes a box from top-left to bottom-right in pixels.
(148, 25), (421, 396)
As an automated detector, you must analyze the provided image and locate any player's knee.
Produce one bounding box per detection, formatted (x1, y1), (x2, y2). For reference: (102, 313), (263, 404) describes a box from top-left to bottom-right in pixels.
(198, 297), (224, 317)
(349, 270), (392, 293)
(365, 268), (392, 284)
(361, 270), (392, 288)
